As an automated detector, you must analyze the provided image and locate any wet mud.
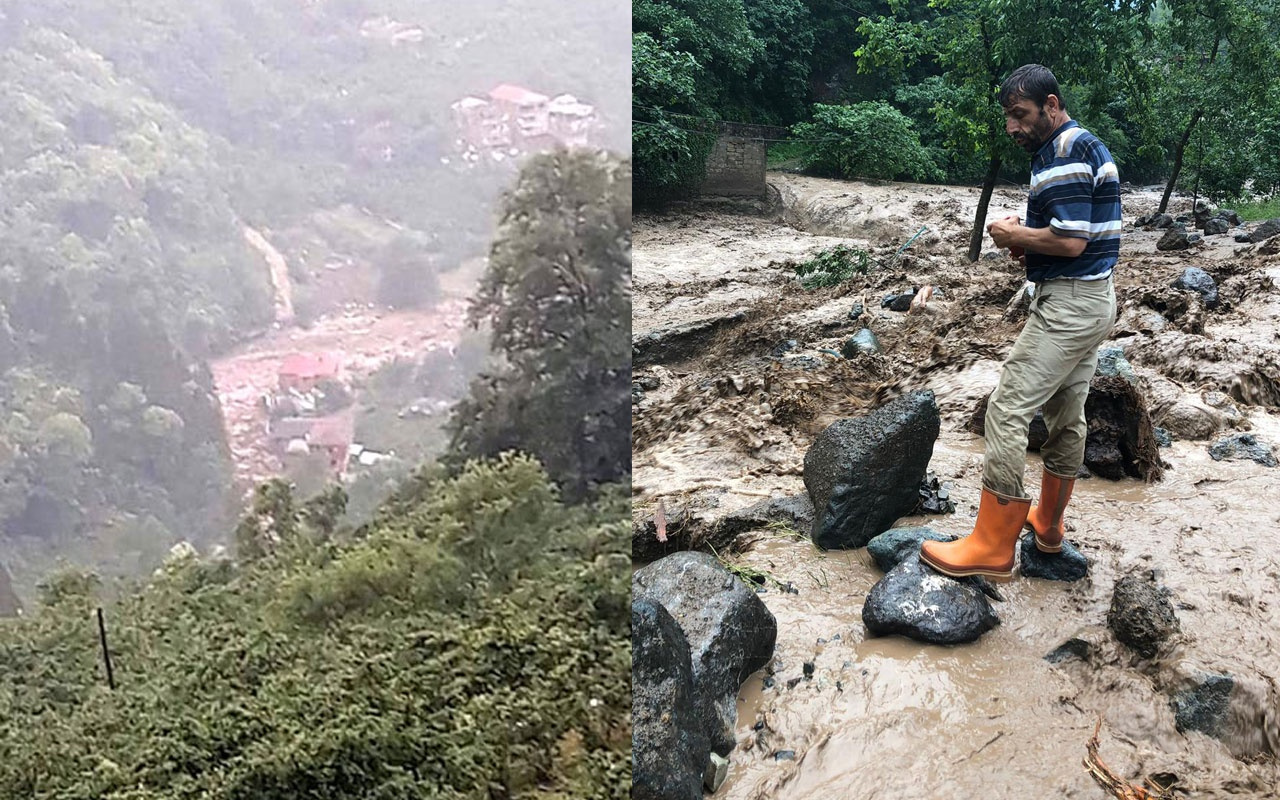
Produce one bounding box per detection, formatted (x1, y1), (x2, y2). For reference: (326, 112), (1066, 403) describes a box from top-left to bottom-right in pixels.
(633, 174), (1280, 797)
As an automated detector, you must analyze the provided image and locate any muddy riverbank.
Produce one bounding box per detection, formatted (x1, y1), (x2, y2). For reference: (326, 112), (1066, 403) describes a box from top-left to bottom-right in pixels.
(633, 173), (1280, 798)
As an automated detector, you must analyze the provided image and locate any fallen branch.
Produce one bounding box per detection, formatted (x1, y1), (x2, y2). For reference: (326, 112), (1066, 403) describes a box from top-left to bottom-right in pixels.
(1083, 716), (1174, 800)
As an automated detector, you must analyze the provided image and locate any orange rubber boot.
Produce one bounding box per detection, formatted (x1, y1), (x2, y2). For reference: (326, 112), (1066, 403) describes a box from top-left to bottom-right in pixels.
(1024, 469), (1075, 553)
(920, 487), (1031, 579)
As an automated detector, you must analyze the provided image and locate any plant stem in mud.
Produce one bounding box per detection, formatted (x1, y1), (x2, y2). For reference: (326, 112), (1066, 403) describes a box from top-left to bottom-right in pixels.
(968, 154), (1003, 262)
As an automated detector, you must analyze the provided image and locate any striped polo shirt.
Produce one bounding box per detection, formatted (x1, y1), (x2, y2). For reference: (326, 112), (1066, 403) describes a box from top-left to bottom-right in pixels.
(1025, 120), (1121, 282)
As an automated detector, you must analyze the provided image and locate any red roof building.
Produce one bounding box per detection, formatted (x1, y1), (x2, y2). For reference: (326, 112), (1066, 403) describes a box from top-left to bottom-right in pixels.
(488, 84), (549, 107)
(278, 352), (342, 392)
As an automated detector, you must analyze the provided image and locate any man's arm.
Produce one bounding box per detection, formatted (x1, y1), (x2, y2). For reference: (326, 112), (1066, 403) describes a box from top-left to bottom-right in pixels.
(988, 216), (1087, 258)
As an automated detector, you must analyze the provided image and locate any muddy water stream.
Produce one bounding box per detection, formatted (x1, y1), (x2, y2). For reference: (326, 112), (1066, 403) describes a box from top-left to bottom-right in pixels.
(634, 175), (1280, 798)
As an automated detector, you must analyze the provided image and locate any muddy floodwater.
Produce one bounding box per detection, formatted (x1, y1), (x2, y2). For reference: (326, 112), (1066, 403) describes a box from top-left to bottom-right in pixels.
(633, 174), (1280, 798)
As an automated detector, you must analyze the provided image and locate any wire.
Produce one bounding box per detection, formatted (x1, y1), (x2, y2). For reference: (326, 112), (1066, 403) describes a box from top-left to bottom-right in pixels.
(633, 118), (830, 144)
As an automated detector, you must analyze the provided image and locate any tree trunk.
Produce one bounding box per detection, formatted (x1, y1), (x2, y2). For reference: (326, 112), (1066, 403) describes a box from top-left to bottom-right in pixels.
(968, 155), (1003, 262)
(1157, 110), (1203, 215)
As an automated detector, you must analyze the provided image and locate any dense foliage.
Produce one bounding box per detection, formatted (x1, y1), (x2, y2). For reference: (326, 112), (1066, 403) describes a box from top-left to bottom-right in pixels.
(633, 0), (1280, 226)
(0, 455), (630, 799)
(448, 150), (632, 502)
(791, 101), (941, 182)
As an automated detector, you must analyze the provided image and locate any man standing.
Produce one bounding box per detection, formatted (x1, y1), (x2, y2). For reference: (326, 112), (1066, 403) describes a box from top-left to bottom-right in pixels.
(921, 64), (1120, 579)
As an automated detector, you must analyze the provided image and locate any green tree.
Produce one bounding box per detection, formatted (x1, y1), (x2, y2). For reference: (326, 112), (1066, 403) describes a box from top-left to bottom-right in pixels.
(1127, 1), (1280, 211)
(632, 0), (763, 204)
(448, 149), (631, 500)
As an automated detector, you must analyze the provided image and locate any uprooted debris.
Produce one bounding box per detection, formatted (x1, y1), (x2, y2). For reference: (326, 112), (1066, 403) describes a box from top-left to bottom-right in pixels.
(968, 375), (1164, 482)
(1084, 717), (1176, 800)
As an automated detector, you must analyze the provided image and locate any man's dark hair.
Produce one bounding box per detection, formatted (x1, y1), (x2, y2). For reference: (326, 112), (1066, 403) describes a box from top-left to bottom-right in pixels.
(998, 64), (1065, 110)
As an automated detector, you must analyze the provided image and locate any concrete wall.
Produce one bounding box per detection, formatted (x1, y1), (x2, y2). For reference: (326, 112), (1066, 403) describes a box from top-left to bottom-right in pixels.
(700, 133), (768, 197)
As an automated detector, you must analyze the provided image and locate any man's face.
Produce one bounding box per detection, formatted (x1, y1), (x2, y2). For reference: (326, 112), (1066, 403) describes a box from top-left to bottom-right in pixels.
(1003, 96), (1056, 153)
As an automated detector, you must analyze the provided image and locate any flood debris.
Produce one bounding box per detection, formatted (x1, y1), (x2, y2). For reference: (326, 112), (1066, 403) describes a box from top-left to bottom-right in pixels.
(1084, 717), (1176, 800)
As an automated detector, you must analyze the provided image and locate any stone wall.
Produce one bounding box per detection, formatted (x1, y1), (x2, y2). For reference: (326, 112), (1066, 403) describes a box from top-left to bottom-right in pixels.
(700, 123), (781, 198)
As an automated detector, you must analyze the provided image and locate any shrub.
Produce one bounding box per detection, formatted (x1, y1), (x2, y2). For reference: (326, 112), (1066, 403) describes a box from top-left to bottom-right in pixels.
(792, 102), (942, 182)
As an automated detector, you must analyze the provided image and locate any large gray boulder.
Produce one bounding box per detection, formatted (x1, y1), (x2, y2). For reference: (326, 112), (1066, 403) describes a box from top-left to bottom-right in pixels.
(632, 599), (708, 800)
(804, 390), (940, 549)
(862, 553), (1000, 645)
(633, 552), (778, 756)
(1247, 218), (1280, 243)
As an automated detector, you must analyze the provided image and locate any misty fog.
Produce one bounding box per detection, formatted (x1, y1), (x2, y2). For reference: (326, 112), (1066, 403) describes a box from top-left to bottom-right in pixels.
(0, 0), (630, 607)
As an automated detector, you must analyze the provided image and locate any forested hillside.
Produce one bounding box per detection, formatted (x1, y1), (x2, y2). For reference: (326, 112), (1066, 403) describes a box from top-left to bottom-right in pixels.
(0, 0), (629, 600)
(0, 455), (630, 798)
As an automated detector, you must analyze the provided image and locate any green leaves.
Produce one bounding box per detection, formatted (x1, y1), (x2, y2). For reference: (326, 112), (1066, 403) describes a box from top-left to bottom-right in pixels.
(793, 244), (874, 289)
(792, 102), (943, 183)
(0, 456), (630, 799)
(449, 151), (631, 501)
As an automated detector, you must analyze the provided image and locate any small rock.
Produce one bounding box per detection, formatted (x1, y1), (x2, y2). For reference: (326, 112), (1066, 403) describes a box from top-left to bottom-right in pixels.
(771, 339), (799, 357)
(848, 303), (864, 321)
(1187, 232), (1203, 245)
(889, 293), (914, 312)
(802, 661), (815, 679)
(1207, 433), (1277, 467)
(1018, 533), (1089, 582)
(917, 470), (956, 514)
(1154, 427), (1172, 447)
(1171, 267), (1219, 309)
(635, 375), (661, 391)
(1150, 213), (1175, 229)
(1216, 209), (1242, 226)
(1045, 637), (1093, 664)
(866, 527), (956, 572)
(774, 750), (796, 761)
(1095, 346), (1139, 385)
(862, 553), (1000, 645)
(1203, 217), (1230, 236)
(841, 328), (882, 358)
(1108, 570), (1180, 659)
(1234, 231), (1253, 243)
(1172, 673), (1234, 739)
(704, 752), (730, 794)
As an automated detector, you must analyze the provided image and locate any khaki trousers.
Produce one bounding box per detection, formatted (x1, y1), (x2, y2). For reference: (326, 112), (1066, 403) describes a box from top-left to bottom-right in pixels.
(983, 276), (1117, 498)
